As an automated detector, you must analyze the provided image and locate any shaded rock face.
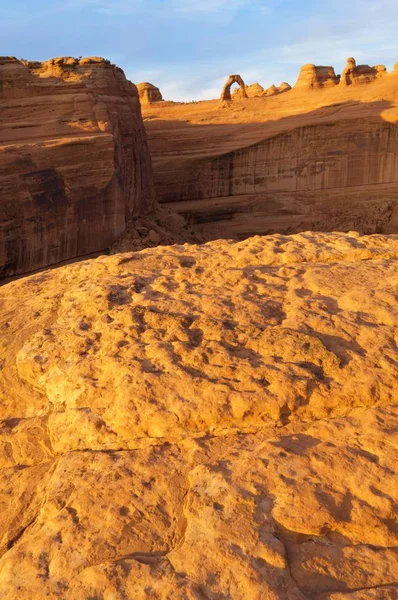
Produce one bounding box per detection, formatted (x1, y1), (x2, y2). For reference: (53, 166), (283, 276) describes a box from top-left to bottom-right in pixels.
(0, 232), (397, 598)
(0, 56), (154, 278)
(294, 64), (340, 89)
(136, 82), (163, 104)
(153, 117), (398, 238)
(341, 57), (387, 86)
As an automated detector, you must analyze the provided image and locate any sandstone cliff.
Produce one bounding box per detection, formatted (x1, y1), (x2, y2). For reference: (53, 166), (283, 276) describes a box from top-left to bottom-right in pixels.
(0, 232), (397, 598)
(0, 56), (154, 278)
(142, 64), (398, 239)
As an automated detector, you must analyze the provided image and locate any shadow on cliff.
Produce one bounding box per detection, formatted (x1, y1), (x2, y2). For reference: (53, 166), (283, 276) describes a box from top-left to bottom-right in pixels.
(2, 97), (397, 284)
(147, 97), (396, 182)
(145, 98), (398, 239)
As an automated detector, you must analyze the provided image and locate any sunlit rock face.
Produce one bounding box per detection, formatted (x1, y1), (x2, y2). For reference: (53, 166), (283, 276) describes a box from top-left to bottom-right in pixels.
(136, 82), (163, 104)
(294, 64), (340, 90)
(0, 232), (397, 599)
(232, 82), (264, 99)
(0, 56), (154, 278)
(340, 57), (388, 86)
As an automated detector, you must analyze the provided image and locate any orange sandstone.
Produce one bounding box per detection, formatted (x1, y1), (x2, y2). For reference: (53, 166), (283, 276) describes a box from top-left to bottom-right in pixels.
(0, 232), (397, 598)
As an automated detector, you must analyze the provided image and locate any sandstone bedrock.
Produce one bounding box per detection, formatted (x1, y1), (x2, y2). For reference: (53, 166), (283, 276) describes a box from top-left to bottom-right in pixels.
(0, 232), (397, 599)
(0, 56), (154, 278)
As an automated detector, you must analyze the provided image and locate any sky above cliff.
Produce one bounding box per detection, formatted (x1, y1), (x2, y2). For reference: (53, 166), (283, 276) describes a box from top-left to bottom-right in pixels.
(1, 0), (398, 101)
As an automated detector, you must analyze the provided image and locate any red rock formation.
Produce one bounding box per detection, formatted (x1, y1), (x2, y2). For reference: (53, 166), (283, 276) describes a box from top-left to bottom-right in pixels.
(142, 66), (398, 239)
(232, 82), (291, 100)
(294, 64), (340, 90)
(220, 74), (247, 101)
(278, 82), (291, 92)
(264, 84), (278, 96)
(154, 119), (398, 237)
(264, 82), (292, 96)
(0, 56), (154, 278)
(136, 82), (163, 104)
(340, 57), (387, 86)
(232, 82), (264, 99)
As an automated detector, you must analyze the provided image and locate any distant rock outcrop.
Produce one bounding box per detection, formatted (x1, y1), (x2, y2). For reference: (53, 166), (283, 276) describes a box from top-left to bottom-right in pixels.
(136, 82), (163, 104)
(220, 74), (247, 101)
(340, 57), (387, 86)
(294, 64), (340, 90)
(264, 84), (278, 96)
(264, 82), (292, 96)
(277, 82), (292, 93)
(232, 82), (264, 99)
(0, 56), (154, 278)
(231, 81), (292, 100)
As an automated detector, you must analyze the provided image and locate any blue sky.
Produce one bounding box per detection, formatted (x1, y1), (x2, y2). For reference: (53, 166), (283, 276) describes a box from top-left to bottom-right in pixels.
(1, 0), (398, 101)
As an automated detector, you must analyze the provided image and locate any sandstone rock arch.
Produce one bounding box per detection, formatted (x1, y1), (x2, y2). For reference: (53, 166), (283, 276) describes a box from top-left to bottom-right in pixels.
(220, 74), (247, 101)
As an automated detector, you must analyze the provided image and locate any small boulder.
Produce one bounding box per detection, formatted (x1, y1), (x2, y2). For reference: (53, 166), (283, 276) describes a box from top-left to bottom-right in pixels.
(148, 229), (161, 244)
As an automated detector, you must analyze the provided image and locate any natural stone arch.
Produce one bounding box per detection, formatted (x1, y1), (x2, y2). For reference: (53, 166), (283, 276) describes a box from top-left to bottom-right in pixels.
(220, 74), (248, 101)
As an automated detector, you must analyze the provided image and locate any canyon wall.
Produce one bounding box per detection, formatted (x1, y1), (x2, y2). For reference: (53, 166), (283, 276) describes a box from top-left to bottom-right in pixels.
(155, 118), (398, 236)
(143, 69), (398, 239)
(0, 56), (154, 278)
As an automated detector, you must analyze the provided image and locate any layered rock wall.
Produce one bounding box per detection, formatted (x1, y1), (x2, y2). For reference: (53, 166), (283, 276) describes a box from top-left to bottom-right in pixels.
(167, 120), (398, 199)
(0, 56), (154, 278)
(153, 118), (398, 237)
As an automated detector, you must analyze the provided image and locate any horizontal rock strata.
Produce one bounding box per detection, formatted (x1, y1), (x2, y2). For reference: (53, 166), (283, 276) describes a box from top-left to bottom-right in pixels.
(0, 56), (154, 278)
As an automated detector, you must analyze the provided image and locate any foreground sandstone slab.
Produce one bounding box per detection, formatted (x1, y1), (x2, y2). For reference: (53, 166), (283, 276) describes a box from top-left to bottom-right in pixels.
(0, 233), (397, 598)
